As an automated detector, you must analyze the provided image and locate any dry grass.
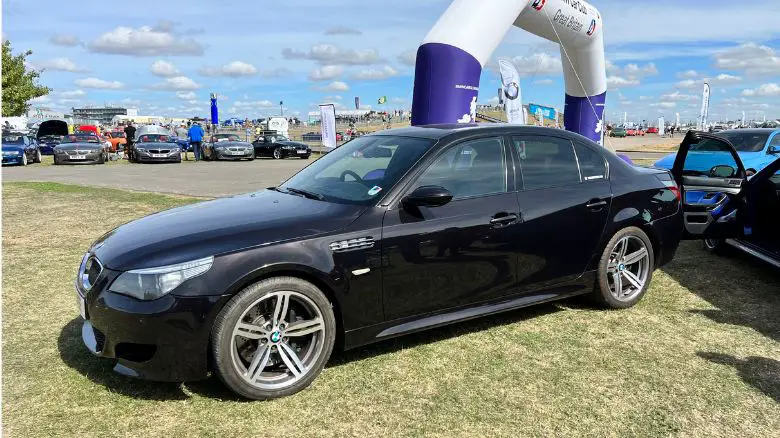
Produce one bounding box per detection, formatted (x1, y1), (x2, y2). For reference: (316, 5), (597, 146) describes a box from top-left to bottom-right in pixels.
(2, 182), (779, 437)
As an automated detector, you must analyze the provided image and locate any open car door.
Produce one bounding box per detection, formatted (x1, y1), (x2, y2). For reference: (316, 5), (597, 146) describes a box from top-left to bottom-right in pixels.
(671, 131), (747, 239)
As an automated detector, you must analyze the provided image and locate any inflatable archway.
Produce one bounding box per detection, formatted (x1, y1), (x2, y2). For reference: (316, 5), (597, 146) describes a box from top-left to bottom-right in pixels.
(411, 0), (607, 144)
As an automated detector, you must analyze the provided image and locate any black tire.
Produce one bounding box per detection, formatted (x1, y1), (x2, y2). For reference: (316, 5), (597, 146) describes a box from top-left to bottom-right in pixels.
(98, 153), (105, 164)
(21, 153), (27, 166)
(53, 156), (59, 165)
(301, 154), (310, 160)
(272, 148), (282, 159)
(248, 151), (255, 161)
(35, 150), (42, 163)
(703, 238), (729, 255)
(211, 277), (337, 400)
(593, 226), (655, 309)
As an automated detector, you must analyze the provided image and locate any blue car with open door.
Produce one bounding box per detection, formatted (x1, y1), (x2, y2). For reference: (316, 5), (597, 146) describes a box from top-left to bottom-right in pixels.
(670, 131), (780, 268)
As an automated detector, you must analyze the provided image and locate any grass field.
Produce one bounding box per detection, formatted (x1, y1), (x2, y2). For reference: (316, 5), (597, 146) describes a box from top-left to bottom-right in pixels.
(2, 182), (778, 437)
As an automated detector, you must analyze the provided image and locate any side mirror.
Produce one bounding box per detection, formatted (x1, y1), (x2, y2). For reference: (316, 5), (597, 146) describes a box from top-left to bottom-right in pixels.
(710, 164), (736, 178)
(768, 146), (780, 155)
(402, 185), (453, 208)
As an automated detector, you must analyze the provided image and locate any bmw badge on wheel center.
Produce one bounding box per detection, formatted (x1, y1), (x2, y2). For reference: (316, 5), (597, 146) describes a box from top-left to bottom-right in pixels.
(76, 124), (691, 400)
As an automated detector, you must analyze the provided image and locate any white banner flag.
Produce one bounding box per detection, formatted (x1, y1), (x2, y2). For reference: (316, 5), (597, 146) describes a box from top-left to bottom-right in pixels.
(698, 82), (710, 130)
(498, 58), (525, 124)
(319, 104), (337, 150)
(658, 117), (665, 136)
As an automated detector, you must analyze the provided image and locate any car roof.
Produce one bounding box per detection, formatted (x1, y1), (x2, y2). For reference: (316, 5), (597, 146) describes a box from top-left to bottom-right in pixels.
(717, 128), (778, 135)
(369, 124), (586, 141)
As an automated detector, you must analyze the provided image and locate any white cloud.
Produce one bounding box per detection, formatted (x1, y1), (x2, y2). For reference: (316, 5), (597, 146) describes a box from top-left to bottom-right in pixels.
(59, 89), (86, 98)
(741, 83), (780, 97)
(49, 34), (81, 47)
(323, 95), (343, 101)
(534, 79), (554, 85)
(510, 53), (562, 77)
(88, 25), (205, 56)
(324, 26), (362, 35)
(677, 70), (699, 79)
(176, 91), (197, 100)
(150, 60), (180, 77)
(714, 43), (780, 76)
(315, 81), (350, 92)
(150, 76), (201, 90)
(713, 73), (742, 84)
(660, 91), (697, 101)
(75, 77), (124, 89)
(397, 50), (416, 67)
(36, 58), (87, 72)
(29, 95), (50, 104)
(607, 76), (640, 88)
(282, 44), (382, 65)
(199, 61), (260, 77)
(352, 65), (399, 80)
(676, 79), (701, 89)
(651, 102), (677, 108)
(309, 65), (344, 81)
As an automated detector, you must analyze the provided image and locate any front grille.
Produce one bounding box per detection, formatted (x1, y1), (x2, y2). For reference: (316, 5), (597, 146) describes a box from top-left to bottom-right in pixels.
(93, 326), (106, 352)
(79, 254), (103, 291)
(149, 149), (171, 154)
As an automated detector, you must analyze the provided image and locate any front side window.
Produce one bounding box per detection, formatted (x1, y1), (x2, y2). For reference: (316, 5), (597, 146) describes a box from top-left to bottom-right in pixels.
(414, 137), (507, 199)
(513, 136), (581, 190)
(280, 135), (433, 205)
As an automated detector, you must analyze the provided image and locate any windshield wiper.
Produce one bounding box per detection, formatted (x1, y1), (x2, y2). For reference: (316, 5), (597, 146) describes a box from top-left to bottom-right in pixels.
(285, 187), (325, 201)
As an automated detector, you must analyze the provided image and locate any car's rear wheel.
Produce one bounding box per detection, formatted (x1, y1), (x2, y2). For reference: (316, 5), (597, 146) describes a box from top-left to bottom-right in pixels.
(212, 277), (336, 400)
(273, 148), (282, 159)
(594, 227), (654, 309)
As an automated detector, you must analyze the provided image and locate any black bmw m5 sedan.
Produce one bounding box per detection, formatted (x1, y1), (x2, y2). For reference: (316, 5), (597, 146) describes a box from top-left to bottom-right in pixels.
(76, 124), (689, 400)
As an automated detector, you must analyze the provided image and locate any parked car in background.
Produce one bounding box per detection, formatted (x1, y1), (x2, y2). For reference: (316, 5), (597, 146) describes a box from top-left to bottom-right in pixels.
(654, 128), (780, 174)
(202, 133), (255, 161)
(2, 133), (41, 165)
(103, 131), (127, 152)
(36, 119), (69, 155)
(75, 124), (687, 400)
(53, 133), (107, 165)
(133, 133), (182, 163)
(301, 132), (322, 142)
(77, 125), (100, 137)
(252, 134), (311, 159)
(610, 127), (627, 138)
(668, 131), (780, 268)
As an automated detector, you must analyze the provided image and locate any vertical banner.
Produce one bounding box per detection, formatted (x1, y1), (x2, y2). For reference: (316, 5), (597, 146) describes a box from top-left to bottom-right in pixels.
(698, 82), (710, 131)
(498, 58), (525, 124)
(210, 93), (219, 125)
(676, 112), (680, 127)
(741, 111), (746, 126)
(354, 97), (360, 110)
(658, 117), (665, 136)
(319, 104), (337, 150)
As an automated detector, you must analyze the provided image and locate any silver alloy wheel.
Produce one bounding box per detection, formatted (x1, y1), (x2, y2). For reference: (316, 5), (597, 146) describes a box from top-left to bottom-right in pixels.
(36, 150), (41, 162)
(230, 291), (325, 390)
(273, 148), (281, 159)
(22, 153), (27, 165)
(606, 236), (650, 301)
(704, 239), (720, 250)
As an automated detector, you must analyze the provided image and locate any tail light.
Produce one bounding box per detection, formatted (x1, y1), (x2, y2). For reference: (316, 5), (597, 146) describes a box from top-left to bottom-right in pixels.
(656, 173), (681, 202)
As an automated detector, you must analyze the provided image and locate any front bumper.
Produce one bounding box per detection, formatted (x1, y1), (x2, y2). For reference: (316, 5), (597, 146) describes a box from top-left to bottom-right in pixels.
(2, 155), (23, 165)
(214, 150), (253, 160)
(78, 279), (231, 381)
(56, 151), (103, 164)
(136, 152), (181, 163)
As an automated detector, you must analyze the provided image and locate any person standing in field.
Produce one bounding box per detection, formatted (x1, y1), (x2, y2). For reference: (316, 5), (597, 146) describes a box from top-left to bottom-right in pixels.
(188, 122), (205, 161)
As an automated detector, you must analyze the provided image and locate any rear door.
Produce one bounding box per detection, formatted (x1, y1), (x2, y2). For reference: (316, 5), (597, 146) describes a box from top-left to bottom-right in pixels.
(671, 131), (746, 239)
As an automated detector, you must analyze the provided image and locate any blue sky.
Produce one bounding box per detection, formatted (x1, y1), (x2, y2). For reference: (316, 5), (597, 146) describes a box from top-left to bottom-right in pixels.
(3, 0), (779, 123)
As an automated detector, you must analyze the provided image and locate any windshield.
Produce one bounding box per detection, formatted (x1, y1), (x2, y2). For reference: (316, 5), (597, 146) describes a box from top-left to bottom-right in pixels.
(716, 132), (770, 152)
(2, 135), (24, 144)
(214, 134), (241, 142)
(62, 134), (99, 143)
(138, 134), (171, 143)
(280, 135), (434, 205)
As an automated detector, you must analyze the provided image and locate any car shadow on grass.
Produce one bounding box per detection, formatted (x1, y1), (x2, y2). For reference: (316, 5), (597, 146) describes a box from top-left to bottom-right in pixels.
(697, 352), (780, 403)
(661, 242), (780, 344)
(59, 303), (562, 401)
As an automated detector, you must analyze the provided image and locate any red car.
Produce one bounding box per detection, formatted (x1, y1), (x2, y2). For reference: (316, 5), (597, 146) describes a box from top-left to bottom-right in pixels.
(647, 127), (659, 134)
(626, 128), (637, 136)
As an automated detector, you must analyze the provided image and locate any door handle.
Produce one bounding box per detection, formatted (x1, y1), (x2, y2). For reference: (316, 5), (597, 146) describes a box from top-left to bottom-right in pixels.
(490, 213), (519, 227)
(585, 198), (609, 209)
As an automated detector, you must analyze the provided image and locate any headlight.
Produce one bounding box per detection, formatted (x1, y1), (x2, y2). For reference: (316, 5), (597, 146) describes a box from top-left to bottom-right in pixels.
(136, 147), (146, 152)
(55, 149), (68, 154)
(108, 256), (213, 300)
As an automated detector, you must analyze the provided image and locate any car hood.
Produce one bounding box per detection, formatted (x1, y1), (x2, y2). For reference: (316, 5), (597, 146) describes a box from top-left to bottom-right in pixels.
(136, 142), (179, 148)
(91, 189), (364, 271)
(55, 143), (103, 151)
(654, 151), (762, 170)
(213, 141), (251, 147)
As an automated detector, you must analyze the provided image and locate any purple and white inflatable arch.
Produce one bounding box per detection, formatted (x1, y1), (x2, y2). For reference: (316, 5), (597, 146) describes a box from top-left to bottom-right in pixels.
(411, 0), (607, 144)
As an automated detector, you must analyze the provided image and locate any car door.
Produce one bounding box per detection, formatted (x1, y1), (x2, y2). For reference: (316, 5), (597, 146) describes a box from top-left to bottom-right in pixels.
(381, 136), (522, 320)
(510, 135), (612, 291)
(671, 131), (747, 239)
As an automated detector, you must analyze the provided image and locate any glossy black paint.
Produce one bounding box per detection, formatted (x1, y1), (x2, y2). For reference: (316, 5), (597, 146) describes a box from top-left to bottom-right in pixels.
(251, 135), (311, 159)
(79, 124), (683, 382)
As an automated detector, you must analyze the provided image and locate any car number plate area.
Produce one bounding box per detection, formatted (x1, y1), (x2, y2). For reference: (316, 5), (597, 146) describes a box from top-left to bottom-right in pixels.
(231, 151), (244, 155)
(152, 153), (166, 158)
(72, 155), (86, 160)
(296, 150), (306, 154)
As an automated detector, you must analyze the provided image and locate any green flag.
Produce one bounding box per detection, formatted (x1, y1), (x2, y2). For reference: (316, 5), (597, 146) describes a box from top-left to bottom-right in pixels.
(377, 96), (387, 104)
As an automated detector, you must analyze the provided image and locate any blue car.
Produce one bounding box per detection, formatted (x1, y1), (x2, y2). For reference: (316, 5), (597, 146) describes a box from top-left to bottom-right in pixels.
(2, 133), (41, 166)
(172, 136), (192, 152)
(36, 119), (69, 155)
(655, 128), (780, 174)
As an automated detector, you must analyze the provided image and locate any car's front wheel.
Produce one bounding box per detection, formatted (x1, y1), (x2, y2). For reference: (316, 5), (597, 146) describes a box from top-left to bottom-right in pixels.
(212, 277), (336, 400)
(594, 227), (654, 309)
(35, 149), (42, 163)
(703, 238), (728, 255)
(272, 148), (282, 159)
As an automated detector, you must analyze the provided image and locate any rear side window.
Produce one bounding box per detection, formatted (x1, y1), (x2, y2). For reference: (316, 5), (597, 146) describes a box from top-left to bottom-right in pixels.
(513, 136), (581, 190)
(574, 143), (607, 181)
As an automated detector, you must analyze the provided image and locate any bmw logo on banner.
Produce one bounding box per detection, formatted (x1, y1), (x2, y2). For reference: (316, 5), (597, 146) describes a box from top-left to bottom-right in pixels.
(587, 19), (597, 36)
(531, 0), (546, 11)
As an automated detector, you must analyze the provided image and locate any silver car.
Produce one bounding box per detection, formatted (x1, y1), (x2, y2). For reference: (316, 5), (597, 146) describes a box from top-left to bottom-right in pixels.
(202, 134), (256, 161)
(53, 134), (108, 165)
